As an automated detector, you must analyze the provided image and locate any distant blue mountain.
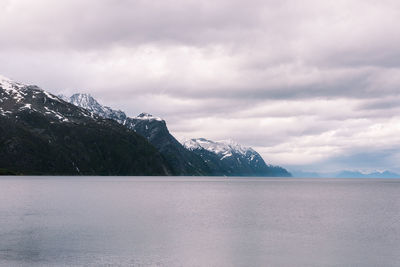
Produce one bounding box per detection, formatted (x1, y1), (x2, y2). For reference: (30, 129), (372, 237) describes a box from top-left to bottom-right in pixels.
(292, 170), (400, 178)
(335, 170), (400, 178)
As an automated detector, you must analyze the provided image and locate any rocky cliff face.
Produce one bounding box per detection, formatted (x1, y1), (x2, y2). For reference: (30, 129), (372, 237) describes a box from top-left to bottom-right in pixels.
(39, 90), (291, 177)
(61, 94), (211, 175)
(0, 76), (172, 175)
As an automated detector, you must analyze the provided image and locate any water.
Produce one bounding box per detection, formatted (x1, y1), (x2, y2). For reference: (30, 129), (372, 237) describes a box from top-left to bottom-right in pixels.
(0, 177), (399, 266)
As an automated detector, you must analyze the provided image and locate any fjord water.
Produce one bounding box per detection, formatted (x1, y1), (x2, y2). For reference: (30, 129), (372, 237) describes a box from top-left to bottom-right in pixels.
(0, 177), (399, 266)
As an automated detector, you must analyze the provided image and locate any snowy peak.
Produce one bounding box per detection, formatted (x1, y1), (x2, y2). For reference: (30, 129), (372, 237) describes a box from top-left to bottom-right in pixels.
(61, 93), (166, 124)
(137, 112), (153, 118)
(0, 75), (14, 87)
(0, 75), (291, 177)
(69, 93), (110, 114)
(62, 93), (127, 124)
(70, 93), (99, 109)
(183, 138), (255, 157)
(136, 112), (163, 121)
(218, 139), (256, 155)
(0, 76), (99, 123)
(58, 93), (164, 125)
(183, 138), (291, 176)
(0, 75), (27, 97)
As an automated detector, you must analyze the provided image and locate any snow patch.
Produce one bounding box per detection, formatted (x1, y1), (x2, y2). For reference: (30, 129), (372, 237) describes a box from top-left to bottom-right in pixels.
(66, 93), (127, 123)
(135, 112), (163, 121)
(0, 75), (27, 103)
(43, 91), (60, 101)
(19, 104), (32, 110)
(183, 138), (256, 158)
(44, 106), (70, 122)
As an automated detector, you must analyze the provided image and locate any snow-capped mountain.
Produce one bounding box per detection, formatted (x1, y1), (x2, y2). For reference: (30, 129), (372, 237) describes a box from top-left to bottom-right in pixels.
(61, 93), (210, 175)
(0, 75), (171, 175)
(60, 94), (163, 126)
(68, 93), (127, 124)
(0, 75), (96, 123)
(135, 112), (163, 122)
(0, 75), (291, 177)
(56, 92), (291, 177)
(184, 138), (259, 161)
(183, 138), (291, 177)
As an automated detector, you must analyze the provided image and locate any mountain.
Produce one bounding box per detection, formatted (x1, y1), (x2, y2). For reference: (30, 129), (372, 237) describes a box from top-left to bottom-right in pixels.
(0, 75), (172, 175)
(183, 138), (292, 177)
(61, 94), (211, 175)
(63, 93), (127, 124)
(291, 169), (400, 178)
(63, 93), (291, 177)
(335, 170), (400, 178)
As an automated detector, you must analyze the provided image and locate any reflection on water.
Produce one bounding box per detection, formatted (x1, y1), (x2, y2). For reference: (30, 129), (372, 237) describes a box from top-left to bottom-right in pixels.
(0, 177), (399, 266)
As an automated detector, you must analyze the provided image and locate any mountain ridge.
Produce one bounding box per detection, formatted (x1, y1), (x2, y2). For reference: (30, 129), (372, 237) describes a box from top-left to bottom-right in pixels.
(63, 93), (291, 176)
(0, 75), (291, 177)
(183, 138), (292, 177)
(0, 76), (172, 175)
(291, 169), (400, 178)
(60, 93), (212, 175)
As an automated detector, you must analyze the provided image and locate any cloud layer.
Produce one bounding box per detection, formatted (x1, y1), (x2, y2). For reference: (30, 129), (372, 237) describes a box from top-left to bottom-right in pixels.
(1, 0), (400, 172)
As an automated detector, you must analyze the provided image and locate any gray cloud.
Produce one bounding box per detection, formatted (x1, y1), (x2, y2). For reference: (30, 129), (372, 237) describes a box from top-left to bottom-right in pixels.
(356, 94), (400, 111)
(1, 0), (400, 172)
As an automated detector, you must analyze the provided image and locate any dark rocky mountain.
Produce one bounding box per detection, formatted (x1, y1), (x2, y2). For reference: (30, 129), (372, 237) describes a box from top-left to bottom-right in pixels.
(124, 113), (211, 175)
(0, 72), (291, 177)
(0, 75), (172, 175)
(63, 94), (211, 175)
(183, 138), (292, 177)
(63, 93), (291, 177)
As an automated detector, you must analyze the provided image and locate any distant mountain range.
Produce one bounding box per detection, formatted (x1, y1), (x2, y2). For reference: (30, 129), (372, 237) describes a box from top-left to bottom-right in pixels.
(0, 75), (291, 176)
(335, 170), (400, 178)
(292, 170), (400, 178)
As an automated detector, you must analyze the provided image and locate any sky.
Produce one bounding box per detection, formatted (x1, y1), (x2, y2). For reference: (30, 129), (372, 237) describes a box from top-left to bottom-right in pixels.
(1, 0), (400, 173)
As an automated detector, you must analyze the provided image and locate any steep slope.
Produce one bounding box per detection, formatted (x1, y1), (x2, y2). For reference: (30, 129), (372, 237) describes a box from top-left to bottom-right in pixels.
(63, 93), (291, 177)
(65, 93), (127, 124)
(183, 138), (292, 177)
(124, 114), (211, 175)
(0, 76), (172, 175)
(61, 94), (210, 175)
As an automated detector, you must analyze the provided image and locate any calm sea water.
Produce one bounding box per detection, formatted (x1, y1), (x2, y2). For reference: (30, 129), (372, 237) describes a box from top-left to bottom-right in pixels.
(0, 177), (399, 267)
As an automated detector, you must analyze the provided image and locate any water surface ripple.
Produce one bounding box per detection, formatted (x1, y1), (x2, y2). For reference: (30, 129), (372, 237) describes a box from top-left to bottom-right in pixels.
(0, 177), (399, 266)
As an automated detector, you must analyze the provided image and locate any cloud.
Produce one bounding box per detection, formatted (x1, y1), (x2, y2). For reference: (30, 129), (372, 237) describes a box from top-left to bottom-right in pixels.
(1, 0), (400, 172)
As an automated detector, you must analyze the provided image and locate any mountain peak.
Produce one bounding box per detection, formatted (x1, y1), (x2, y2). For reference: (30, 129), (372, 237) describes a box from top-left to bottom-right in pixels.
(70, 93), (99, 107)
(0, 78), (172, 175)
(70, 93), (93, 99)
(183, 138), (253, 156)
(0, 75), (26, 93)
(62, 93), (127, 124)
(183, 138), (291, 177)
(137, 112), (154, 118)
(135, 112), (163, 121)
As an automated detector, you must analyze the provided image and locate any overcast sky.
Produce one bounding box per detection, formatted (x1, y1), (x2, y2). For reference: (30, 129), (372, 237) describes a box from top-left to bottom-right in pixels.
(1, 0), (400, 173)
